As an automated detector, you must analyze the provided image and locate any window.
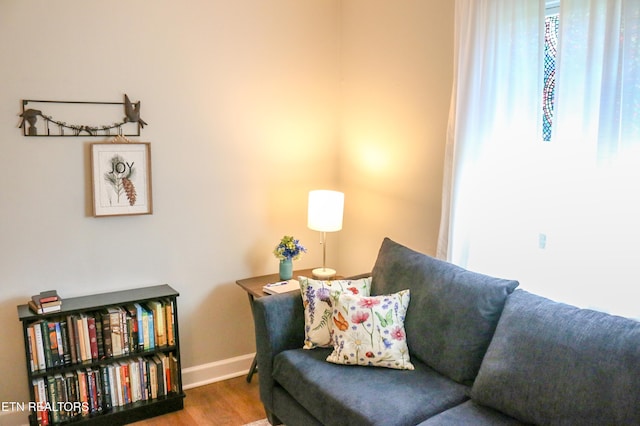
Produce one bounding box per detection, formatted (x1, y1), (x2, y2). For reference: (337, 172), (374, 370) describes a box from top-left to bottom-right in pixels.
(442, 0), (640, 319)
(542, 13), (558, 141)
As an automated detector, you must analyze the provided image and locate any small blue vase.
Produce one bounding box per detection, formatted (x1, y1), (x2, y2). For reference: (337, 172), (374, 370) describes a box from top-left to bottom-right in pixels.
(279, 259), (293, 280)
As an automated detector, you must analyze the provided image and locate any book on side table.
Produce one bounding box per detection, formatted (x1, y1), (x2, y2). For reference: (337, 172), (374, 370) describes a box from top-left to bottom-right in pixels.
(262, 279), (301, 295)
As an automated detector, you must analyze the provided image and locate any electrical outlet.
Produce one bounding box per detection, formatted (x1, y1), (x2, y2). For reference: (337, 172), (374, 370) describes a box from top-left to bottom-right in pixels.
(538, 233), (547, 249)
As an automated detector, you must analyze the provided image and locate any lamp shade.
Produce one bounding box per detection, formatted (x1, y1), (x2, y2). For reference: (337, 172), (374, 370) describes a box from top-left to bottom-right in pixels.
(307, 190), (344, 232)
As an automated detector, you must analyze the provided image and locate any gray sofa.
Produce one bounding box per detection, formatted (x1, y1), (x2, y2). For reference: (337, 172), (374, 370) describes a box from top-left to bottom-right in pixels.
(252, 238), (640, 425)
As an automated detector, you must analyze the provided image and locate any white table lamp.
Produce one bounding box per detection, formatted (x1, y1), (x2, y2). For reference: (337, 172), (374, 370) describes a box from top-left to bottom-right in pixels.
(308, 190), (344, 279)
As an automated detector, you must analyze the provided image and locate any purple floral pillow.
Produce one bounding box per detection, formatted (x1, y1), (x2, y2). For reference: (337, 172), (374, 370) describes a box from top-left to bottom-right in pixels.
(326, 290), (414, 370)
(299, 276), (371, 349)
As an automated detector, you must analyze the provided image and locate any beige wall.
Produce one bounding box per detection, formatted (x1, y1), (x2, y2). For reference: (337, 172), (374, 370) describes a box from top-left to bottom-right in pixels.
(0, 0), (453, 422)
(0, 0), (341, 417)
(338, 0), (454, 275)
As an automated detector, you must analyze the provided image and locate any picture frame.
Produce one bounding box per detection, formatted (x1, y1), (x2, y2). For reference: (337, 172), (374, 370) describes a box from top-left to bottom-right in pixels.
(91, 142), (153, 217)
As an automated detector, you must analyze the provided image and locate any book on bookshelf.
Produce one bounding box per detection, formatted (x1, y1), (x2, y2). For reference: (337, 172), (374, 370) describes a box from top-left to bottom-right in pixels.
(100, 309), (112, 359)
(120, 307), (130, 356)
(33, 377), (49, 425)
(58, 320), (72, 366)
(145, 305), (156, 350)
(100, 365), (112, 411)
(32, 323), (47, 371)
(107, 307), (123, 357)
(165, 299), (176, 346)
(95, 314), (105, 360)
(32, 290), (60, 305)
(75, 315), (88, 363)
(125, 305), (141, 353)
(28, 300), (61, 315)
(147, 300), (166, 347)
(87, 316), (99, 361)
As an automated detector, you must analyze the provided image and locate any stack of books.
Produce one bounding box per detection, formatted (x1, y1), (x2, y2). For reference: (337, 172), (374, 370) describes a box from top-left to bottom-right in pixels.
(29, 290), (62, 314)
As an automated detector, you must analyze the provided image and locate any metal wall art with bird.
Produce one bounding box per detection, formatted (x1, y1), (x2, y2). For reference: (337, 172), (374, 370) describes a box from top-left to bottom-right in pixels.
(19, 94), (147, 137)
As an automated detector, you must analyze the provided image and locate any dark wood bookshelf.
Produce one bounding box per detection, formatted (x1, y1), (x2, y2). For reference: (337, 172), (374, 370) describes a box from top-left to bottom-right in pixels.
(17, 284), (185, 425)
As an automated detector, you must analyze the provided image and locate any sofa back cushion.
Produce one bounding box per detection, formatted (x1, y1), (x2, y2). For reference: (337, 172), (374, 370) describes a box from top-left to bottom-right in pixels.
(471, 289), (640, 425)
(371, 238), (519, 384)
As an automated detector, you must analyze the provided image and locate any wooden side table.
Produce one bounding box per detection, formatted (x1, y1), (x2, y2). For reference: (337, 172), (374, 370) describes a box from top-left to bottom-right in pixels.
(236, 268), (316, 382)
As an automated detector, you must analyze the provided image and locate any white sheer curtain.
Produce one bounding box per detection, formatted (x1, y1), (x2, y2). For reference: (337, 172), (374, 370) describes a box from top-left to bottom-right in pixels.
(439, 0), (640, 318)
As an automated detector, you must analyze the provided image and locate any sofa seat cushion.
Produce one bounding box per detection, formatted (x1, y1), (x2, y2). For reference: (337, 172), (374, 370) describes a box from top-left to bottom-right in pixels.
(471, 289), (640, 425)
(273, 348), (469, 426)
(371, 238), (519, 383)
(417, 401), (528, 425)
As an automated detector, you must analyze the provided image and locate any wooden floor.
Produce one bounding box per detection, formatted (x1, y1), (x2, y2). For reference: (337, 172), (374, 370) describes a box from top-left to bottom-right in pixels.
(131, 375), (266, 426)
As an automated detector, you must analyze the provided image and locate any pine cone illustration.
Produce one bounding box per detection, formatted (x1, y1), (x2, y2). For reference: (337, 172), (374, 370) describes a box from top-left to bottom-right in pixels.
(122, 177), (137, 206)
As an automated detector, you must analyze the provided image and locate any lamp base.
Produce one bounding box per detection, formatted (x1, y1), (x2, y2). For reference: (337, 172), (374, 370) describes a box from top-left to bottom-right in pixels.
(312, 267), (336, 280)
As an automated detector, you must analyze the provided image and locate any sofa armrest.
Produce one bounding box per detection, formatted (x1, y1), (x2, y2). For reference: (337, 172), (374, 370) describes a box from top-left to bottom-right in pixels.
(252, 291), (305, 412)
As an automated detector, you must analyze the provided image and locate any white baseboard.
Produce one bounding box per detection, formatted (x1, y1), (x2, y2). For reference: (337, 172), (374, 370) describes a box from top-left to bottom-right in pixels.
(0, 353), (256, 426)
(181, 352), (256, 389)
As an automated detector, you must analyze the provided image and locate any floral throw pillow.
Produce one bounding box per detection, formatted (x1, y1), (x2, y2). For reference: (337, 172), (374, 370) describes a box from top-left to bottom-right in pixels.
(326, 290), (414, 370)
(299, 276), (372, 349)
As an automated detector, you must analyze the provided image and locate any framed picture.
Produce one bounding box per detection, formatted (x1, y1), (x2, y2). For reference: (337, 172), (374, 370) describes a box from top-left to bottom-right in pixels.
(91, 142), (152, 217)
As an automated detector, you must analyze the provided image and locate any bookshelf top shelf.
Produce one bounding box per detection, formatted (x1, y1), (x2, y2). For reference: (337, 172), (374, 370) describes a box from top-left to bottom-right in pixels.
(17, 284), (179, 321)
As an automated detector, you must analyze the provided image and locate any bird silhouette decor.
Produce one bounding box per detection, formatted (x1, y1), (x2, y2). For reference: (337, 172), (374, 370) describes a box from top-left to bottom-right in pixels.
(124, 94), (147, 129)
(19, 95), (147, 137)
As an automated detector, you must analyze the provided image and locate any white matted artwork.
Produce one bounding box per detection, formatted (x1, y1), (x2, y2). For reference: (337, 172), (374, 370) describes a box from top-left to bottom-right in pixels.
(91, 142), (152, 217)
